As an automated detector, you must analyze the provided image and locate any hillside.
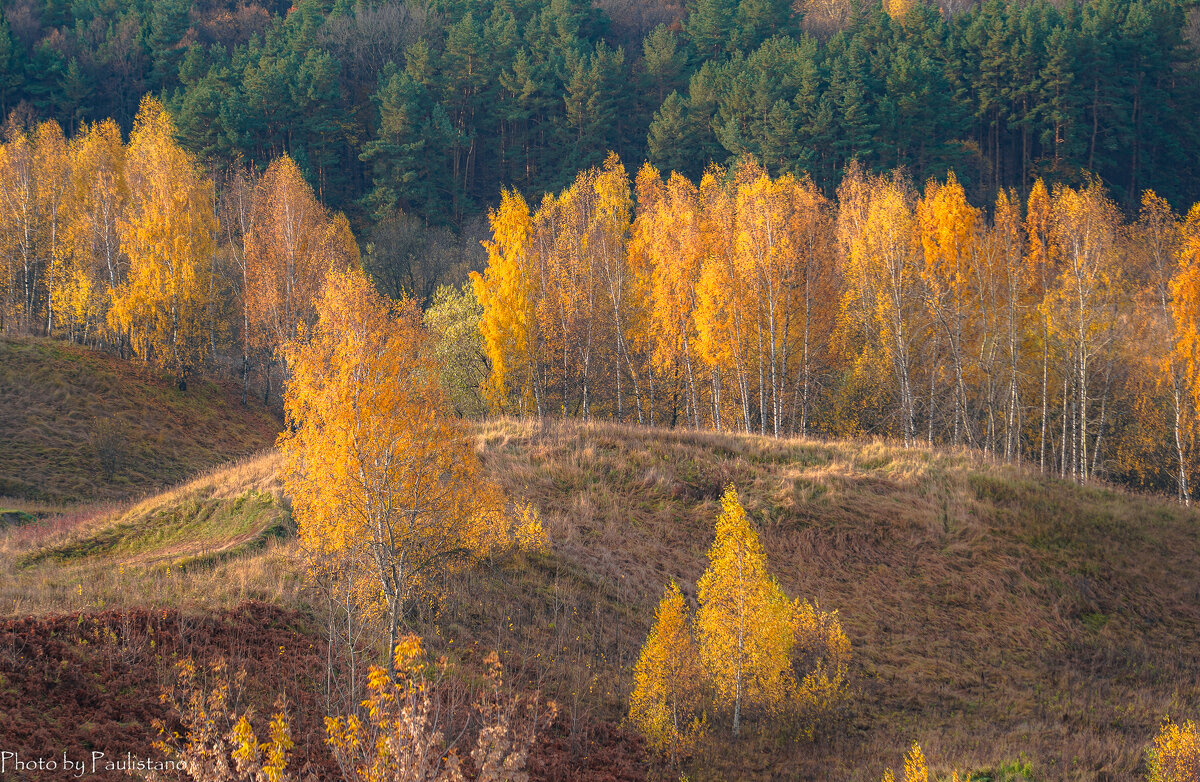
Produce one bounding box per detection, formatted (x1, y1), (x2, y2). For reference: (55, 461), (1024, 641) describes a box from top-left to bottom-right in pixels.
(4, 419), (1199, 780)
(0, 336), (280, 506)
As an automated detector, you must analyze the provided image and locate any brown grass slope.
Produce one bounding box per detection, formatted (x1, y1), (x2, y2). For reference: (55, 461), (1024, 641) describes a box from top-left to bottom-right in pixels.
(4, 418), (1200, 780)
(0, 336), (280, 506)
(0, 452), (299, 615)
(437, 420), (1200, 782)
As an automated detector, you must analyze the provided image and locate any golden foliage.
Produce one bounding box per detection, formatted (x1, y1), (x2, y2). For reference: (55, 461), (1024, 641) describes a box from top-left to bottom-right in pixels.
(473, 188), (537, 414)
(695, 485), (796, 734)
(884, 0), (915, 20)
(902, 742), (929, 782)
(628, 581), (706, 762)
(1147, 719), (1200, 782)
(109, 96), (216, 386)
(631, 485), (851, 754)
(280, 266), (509, 667)
(149, 657), (293, 782)
(325, 635), (555, 782)
(512, 501), (550, 554)
(245, 154), (357, 360)
(880, 742), (977, 782)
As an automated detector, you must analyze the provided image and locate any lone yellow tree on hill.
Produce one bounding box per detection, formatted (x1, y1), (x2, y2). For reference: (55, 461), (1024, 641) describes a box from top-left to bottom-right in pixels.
(630, 485), (850, 755)
(280, 266), (508, 674)
(695, 486), (800, 736)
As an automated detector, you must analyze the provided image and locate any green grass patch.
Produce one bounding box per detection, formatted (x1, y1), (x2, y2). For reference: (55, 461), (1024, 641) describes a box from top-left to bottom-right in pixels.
(18, 490), (285, 567)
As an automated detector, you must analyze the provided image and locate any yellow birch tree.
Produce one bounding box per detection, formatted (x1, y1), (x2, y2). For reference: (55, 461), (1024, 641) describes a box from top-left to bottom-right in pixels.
(279, 266), (508, 674)
(246, 154), (358, 399)
(628, 581), (706, 763)
(695, 486), (795, 735)
(472, 188), (539, 415)
(109, 97), (216, 388)
(59, 119), (127, 345)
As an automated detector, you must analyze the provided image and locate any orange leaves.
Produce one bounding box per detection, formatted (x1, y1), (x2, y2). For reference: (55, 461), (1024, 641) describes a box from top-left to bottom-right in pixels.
(280, 266), (510, 666)
(917, 172), (979, 304)
(1172, 205), (1200, 415)
(469, 155), (1200, 488)
(474, 155), (638, 421)
(0, 118), (73, 333)
(245, 154), (356, 361)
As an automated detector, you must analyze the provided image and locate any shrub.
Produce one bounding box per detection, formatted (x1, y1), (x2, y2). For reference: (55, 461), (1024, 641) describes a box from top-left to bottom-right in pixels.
(325, 634), (555, 782)
(512, 502), (550, 554)
(1147, 719), (1200, 782)
(148, 657), (293, 782)
(90, 415), (129, 480)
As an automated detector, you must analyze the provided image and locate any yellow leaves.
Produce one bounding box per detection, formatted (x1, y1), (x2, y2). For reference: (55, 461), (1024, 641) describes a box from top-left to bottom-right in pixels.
(1025, 177), (1053, 285)
(884, 0), (915, 20)
(281, 266), (510, 657)
(695, 485), (796, 727)
(1172, 206), (1200, 414)
(918, 172), (979, 299)
(1147, 718), (1200, 782)
(474, 188), (536, 414)
(327, 635), (551, 782)
(392, 634), (426, 676)
(150, 657), (294, 782)
(880, 742), (977, 782)
(903, 742), (929, 782)
(632, 486), (851, 754)
(629, 581), (706, 762)
(110, 96), (216, 383)
(1041, 180), (1124, 375)
(512, 502), (550, 554)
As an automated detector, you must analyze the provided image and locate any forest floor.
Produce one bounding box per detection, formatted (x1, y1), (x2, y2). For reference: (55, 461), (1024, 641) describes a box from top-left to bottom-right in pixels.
(3, 337), (1199, 781)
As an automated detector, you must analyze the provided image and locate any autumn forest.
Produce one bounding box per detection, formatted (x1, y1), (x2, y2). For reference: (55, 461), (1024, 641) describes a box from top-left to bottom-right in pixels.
(4, 0), (1200, 779)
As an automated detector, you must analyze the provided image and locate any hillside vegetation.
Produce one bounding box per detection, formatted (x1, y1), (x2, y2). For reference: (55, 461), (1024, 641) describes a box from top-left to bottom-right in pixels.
(4, 418), (1198, 780)
(0, 336), (280, 506)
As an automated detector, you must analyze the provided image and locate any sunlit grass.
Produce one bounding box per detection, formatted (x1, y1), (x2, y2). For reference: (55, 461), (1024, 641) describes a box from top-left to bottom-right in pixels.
(3, 417), (1199, 780)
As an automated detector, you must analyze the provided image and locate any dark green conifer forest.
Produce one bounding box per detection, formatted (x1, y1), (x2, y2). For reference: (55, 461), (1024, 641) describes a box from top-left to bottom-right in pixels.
(4, 0), (1198, 231)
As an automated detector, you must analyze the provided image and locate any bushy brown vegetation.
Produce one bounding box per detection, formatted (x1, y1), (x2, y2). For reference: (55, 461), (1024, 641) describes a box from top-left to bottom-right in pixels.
(0, 602), (646, 782)
(325, 635), (554, 782)
(0, 603), (334, 782)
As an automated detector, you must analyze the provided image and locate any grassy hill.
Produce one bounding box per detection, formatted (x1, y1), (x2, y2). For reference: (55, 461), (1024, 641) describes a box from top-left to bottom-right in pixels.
(0, 336), (280, 506)
(3, 418), (1200, 780)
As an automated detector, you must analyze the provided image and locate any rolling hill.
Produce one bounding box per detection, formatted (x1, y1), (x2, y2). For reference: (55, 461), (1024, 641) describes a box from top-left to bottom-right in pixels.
(4, 410), (1200, 780)
(0, 336), (280, 507)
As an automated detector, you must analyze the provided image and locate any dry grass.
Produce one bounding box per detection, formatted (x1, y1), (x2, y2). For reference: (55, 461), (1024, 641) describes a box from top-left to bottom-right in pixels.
(0, 452), (301, 615)
(0, 336), (280, 504)
(430, 419), (1200, 781)
(5, 416), (1200, 780)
